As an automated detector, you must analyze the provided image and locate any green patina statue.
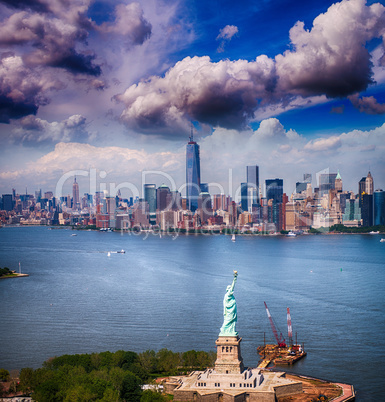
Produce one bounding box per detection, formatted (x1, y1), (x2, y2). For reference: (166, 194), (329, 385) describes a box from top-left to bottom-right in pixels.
(219, 271), (238, 336)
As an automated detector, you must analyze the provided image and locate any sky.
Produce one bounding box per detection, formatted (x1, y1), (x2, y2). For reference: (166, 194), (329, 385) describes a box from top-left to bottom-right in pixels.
(0, 0), (384, 199)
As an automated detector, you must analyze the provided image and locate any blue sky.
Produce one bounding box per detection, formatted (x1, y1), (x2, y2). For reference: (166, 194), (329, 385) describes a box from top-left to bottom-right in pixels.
(0, 0), (384, 198)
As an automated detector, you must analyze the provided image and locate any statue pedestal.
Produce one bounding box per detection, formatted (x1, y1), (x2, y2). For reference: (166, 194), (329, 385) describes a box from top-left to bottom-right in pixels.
(215, 336), (244, 374)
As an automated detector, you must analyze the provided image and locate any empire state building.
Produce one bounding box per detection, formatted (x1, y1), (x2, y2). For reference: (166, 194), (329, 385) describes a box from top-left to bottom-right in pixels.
(186, 132), (201, 211)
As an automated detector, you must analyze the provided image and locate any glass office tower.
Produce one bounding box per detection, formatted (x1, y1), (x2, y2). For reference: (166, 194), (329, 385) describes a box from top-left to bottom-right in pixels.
(186, 134), (201, 211)
(247, 165), (259, 211)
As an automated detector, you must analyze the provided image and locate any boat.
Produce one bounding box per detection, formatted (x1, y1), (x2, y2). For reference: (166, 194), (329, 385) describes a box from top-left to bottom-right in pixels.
(107, 252), (111, 257)
(380, 238), (385, 243)
(231, 234), (236, 242)
(286, 231), (296, 237)
(71, 233), (77, 236)
(369, 231), (379, 234)
(117, 249), (125, 253)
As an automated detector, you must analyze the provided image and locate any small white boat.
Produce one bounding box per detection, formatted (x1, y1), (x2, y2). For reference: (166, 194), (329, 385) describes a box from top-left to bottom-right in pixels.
(286, 231), (297, 237)
(107, 252), (111, 257)
(71, 233), (77, 236)
(231, 234), (236, 242)
(370, 231), (379, 234)
(380, 238), (385, 243)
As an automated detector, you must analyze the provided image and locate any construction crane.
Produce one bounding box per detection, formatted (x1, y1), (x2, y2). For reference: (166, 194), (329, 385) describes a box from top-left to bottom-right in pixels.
(287, 308), (293, 347)
(264, 302), (286, 348)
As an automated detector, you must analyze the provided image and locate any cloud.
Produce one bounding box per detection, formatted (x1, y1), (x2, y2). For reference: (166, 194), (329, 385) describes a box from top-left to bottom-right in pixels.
(348, 93), (385, 114)
(11, 114), (93, 144)
(0, 54), (64, 123)
(304, 136), (342, 152)
(275, 0), (384, 97)
(98, 2), (152, 46)
(331, 105), (345, 114)
(114, 55), (276, 134)
(216, 25), (238, 53)
(115, 0), (385, 136)
(0, 0), (152, 122)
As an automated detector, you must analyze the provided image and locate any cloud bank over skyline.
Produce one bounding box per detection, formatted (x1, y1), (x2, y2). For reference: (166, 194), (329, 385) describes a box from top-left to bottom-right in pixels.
(0, 0), (384, 196)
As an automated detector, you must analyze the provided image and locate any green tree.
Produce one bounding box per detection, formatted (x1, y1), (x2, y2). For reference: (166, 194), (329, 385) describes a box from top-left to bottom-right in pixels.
(19, 367), (34, 393)
(0, 368), (10, 382)
(140, 389), (168, 402)
(120, 371), (142, 401)
(138, 350), (157, 374)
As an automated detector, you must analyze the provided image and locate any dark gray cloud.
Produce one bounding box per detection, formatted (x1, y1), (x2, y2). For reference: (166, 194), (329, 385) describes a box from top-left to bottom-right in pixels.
(0, 95), (38, 123)
(348, 93), (385, 115)
(0, 0), (49, 13)
(0, 0), (152, 123)
(0, 54), (64, 122)
(115, 0), (385, 135)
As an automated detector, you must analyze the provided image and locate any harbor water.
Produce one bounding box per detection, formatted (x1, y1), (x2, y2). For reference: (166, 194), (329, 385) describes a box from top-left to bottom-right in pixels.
(0, 226), (384, 400)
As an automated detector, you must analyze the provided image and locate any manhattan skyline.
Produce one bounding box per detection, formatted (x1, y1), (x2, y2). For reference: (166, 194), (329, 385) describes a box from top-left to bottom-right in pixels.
(0, 0), (384, 196)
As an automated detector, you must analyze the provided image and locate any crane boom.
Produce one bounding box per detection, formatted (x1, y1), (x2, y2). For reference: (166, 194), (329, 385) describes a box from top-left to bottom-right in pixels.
(264, 302), (286, 347)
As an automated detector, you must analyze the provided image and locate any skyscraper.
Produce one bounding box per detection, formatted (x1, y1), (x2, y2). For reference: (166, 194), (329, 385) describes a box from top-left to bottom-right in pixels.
(72, 177), (80, 210)
(319, 173), (337, 197)
(144, 184), (157, 214)
(246, 165), (259, 211)
(240, 183), (248, 212)
(374, 189), (385, 226)
(365, 171), (374, 195)
(265, 178), (283, 204)
(186, 132), (201, 211)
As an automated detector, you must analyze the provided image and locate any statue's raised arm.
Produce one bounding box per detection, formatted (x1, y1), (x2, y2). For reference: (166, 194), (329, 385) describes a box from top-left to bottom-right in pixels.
(219, 271), (238, 337)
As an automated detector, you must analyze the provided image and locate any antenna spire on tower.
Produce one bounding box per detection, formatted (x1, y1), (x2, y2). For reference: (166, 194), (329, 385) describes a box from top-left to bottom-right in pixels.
(189, 122), (194, 142)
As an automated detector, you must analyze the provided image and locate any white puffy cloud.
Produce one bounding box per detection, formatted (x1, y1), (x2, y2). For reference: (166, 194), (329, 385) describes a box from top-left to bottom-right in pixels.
(98, 2), (151, 46)
(115, 0), (385, 136)
(275, 0), (385, 97)
(12, 114), (92, 144)
(115, 55), (276, 133)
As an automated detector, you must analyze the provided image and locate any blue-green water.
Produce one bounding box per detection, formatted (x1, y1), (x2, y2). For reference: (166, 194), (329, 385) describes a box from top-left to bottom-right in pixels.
(0, 226), (384, 400)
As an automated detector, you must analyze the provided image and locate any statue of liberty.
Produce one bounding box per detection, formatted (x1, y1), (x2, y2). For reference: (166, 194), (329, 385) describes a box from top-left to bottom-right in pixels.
(219, 271), (238, 336)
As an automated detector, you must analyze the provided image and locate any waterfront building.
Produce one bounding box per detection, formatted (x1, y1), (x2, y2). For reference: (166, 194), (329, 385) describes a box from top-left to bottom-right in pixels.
(160, 210), (177, 231)
(186, 133), (201, 211)
(361, 194), (373, 227)
(132, 200), (150, 228)
(246, 165), (259, 212)
(342, 198), (361, 226)
(374, 189), (385, 226)
(72, 177), (80, 210)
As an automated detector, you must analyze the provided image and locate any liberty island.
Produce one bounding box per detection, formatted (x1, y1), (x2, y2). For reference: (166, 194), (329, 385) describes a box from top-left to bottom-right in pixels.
(164, 272), (354, 401)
